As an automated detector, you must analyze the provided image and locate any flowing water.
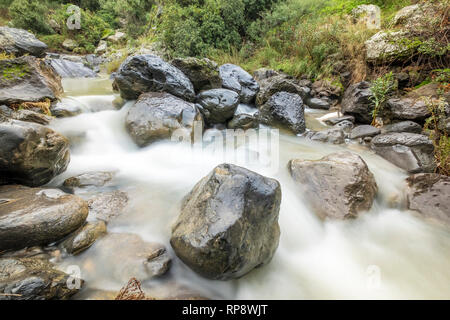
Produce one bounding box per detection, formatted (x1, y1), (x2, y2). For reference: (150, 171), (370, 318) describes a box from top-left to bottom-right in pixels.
(49, 77), (450, 300)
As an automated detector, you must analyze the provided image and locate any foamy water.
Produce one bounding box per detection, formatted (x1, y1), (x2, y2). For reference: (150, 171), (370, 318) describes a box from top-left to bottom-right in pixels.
(49, 78), (450, 300)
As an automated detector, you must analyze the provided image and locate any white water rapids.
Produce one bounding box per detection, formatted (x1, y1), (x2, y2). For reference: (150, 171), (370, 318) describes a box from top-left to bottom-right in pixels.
(49, 77), (450, 300)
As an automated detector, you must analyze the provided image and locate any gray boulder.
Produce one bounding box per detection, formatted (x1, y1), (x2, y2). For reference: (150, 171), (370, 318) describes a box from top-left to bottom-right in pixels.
(125, 92), (202, 147)
(219, 64), (259, 103)
(387, 98), (430, 121)
(0, 257), (82, 300)
(258, 92), (306, 134)
(0, 119), (70, 187)
(113, 55), (195, 101)
(306, 97), (330, 110)
(171, 164), (281, 280)
(288, 152), (378, 219)
(0, 185), (88, 251)
(349, 125), (381, 139)
(256, 75), (310, 106)
(87, 191), (129, 223)
(171, 57), (222, 92)
(381, 121), (422, 134)
(406, 173), (450, 226)
(0, 27), (47, 57)
(0, 56), (63, 105)
(196, 89), (239, 124)
(342, 81), (374, 124)
(305, 128), (346, 145)
(47, 58), (97, 78)
(371, 132), (435, 173)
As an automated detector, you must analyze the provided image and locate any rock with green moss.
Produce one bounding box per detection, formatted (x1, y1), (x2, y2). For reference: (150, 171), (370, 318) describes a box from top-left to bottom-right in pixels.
(365, 31), (411, 63)
(0, 27), (47, 58)
(0, 56), (63, 105)
(171, 57), (222, 93)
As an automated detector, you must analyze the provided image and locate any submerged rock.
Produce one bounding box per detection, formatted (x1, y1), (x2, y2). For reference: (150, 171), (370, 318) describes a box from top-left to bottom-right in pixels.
(171, 57), (222, 92)
(219, 64), (260, 104)
(113, 55), (195, 101)
(0, 185), (88, 252)
(0, 257), (82, 300)
(406, 173), (450, 226)
(258, 92), (306, 134)
(288, 152), (378, 220)
(0, 119), (70, 187)
(125, 92), (202, 147)
(0, 27), (47, 58)
(196, 89), (239, 124)
(171, 164), (281, 280)
(341, 81), (374, 124)
(60, 221), (107, 255)
(371, 133), (435, 173)
(0, 56), (63, 105)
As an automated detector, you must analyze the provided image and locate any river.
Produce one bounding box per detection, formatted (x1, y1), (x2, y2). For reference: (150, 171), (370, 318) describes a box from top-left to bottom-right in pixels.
(48, 77), (450, 300)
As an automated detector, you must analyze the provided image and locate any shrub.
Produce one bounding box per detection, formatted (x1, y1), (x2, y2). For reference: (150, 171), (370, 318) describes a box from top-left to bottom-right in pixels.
(369, 72), (397, 125)
(9, 0), (54, 34)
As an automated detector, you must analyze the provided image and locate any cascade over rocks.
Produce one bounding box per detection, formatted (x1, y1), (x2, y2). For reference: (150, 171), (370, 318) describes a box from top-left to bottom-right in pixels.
(125, 92), (202, 147)
(0, 119), (70, 187)
(288, 152), (378, 220)
(171, 164), (281, 280)
(219, 64), (260, 104)
(0, 185), (88, 252)
(113, 55), (195, 101)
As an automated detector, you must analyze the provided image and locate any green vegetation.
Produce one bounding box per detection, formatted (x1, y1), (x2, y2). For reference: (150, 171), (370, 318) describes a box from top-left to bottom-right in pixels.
(369, 72), (397, 125)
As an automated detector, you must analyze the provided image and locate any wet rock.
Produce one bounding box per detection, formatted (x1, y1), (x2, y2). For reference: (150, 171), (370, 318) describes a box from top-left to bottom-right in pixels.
(256, 75), (310, 106)
(253, 68), (279, 81)
(47, 58), (97, 78)
(258, 92), (306, 134)
(387, 98), (430, 121)
(305, 128), (345, 145)
(80, 233), (171, 283)
(62, 39), (78, 51)
(365, 31), (410, 62)
(228, 113), (259, 130)
(219, 64), (259, 104)
(0, 257), (82, 300)
(349, 125), (381, 139)
(0, 56), (63, 105)
(0, 120), (70, 187)
(171, 57), (222, 92)
(50, 101), (83, 118)
(381, 121), (422, 134)
(371, 133), (435, 173)
(171, 163), (281, 280)
(0, 27), (47, 58)
(334, 120), (354, 133)
(324, 115), (355, 126)
(196, 89), (239, 124)
(0, 106), (51, 125)
(126, 92), (202, 147)
(342, 81), (374, 124)
(60, 221), (107, 255)
(352, 4), (381, 29)
(87, 191), (129, 223)
(63, 171), (115, 193)
(288, 152), (378, 219)
(306, 97), (330, 110)
(235, 103), (258, 116)
(0, 185), (88, 251)
(113, 55), (195, 101)
(406, 173), (450, 226)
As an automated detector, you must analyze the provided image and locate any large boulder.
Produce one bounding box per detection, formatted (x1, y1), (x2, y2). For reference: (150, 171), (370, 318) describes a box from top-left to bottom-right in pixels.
(171, 164), (281, 280)
(0, 185), (88, 252)
(352, 4), (381, 29)
(288, 152), (378, 220)
(113, 55), (195, 101)
(258, 92), (306, 134)
(387, 98), (430, 121)
(219, 64), (259, 103)
(381, 121), (422, 134)
(0, 257), (82, 300)
(196, 89), (239, 124)
(349, 125), (381, 140)
(406, 173), (450, 226)
(0, 27), (47, 58)
(371, 133), (435, 173)
(46, 58), (97, 78)
(76, 233), (171, 283)
(171, 57), (222, 92)
(0, 56), (63, 105)
(0, 106), (51, 125)
(304, 128), (346, 145)
(255, 75), (310, 106)
(341, 81), (374, 124)
(125, 92), (202, 147)
(365, 30), (410, 63)
(0, 119), (70, 187)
